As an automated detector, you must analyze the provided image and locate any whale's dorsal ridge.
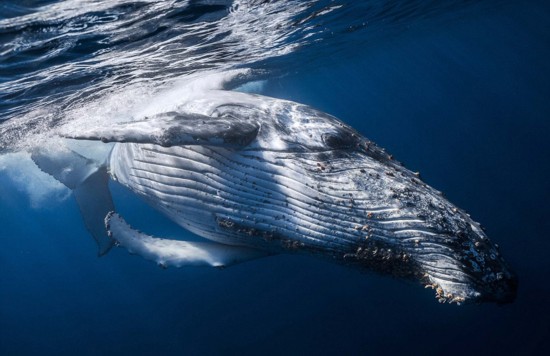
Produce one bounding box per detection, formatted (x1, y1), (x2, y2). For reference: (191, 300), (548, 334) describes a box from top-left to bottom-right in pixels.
(62, 111), (260, 148)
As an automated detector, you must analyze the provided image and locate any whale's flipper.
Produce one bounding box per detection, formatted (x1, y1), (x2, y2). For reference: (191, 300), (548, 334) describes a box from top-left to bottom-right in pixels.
(105, 212), (270, 268)
(62, 112), (259, 148)
(30, 144), (101, 190)
(31, 145), (115, 255)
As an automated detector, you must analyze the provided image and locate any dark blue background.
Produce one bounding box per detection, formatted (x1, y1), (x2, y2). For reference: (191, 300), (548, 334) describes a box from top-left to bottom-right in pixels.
(1, 1), (549, 355)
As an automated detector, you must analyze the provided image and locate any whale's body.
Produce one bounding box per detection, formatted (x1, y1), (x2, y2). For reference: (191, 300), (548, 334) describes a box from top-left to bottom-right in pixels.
(108, 103), (400, 254)
(34, 82), (517, 305)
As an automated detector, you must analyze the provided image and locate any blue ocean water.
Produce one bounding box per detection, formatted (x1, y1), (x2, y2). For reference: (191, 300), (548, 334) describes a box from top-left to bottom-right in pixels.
(1, 1), (549, 355)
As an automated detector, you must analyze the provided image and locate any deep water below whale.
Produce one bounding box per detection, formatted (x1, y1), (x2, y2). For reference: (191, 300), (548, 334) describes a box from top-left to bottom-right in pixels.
(1, 1), (549, 355)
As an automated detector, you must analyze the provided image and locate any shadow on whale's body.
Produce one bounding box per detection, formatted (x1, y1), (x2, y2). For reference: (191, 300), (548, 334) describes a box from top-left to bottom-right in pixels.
(31, 74), (517, 305)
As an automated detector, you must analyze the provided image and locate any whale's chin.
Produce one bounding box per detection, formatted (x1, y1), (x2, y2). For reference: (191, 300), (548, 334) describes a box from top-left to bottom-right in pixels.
(419, 263), (518, 305)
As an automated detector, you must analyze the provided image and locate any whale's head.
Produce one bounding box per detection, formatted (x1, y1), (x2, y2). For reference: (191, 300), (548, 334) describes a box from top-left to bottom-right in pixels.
(244, 103), (519, 305)
(232, 101), (519, 305)
(198, 96), (518, 305)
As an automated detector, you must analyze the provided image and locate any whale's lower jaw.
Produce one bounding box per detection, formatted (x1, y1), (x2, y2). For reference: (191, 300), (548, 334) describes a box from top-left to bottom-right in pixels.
(210, 218), (517, 305)
(109, 141), (516, 305)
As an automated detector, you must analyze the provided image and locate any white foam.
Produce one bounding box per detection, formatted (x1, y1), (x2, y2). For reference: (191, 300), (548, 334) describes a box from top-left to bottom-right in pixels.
(234, 80), (267, 94)
(135, 69), (252, 118)
(0, 152), (70, 209)
(55, 69), (253, 141)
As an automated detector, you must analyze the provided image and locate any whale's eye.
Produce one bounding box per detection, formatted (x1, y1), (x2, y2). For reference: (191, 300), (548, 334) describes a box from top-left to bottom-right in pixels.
(322, 129), (358, 149)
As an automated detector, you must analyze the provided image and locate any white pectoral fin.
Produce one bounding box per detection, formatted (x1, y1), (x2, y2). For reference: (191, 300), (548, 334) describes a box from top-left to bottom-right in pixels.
(62, 112), (259, 148)
(31, 144), (101, 190)
(31, 144), (115, 255)
(105, 213), (270, 268)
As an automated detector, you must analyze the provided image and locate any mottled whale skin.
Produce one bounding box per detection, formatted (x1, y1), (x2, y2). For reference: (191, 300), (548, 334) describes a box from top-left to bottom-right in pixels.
(61, 88), (516, 305)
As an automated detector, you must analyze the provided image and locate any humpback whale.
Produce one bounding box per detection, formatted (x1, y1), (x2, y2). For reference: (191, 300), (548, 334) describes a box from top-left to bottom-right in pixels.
(31, 76), (517, 305)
